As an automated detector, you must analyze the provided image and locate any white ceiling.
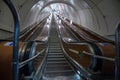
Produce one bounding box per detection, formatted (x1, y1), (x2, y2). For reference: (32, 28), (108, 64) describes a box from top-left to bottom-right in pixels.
(0, 0), (120, 39)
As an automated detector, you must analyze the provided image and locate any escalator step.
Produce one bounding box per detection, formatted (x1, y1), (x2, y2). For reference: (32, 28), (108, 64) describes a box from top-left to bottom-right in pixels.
(47, 60), (66, 63)
(47, 57), (65, 61)
(47, 61), (67, 64)
(49, 45), (60, 47)
(47, 60), (67, 63)
(46, 64), (69, 67)
(49, 46), (61, 48)
(49, 47), (61, 49)
(49, 43), (60, 45)
(45, 65), (73, 71)
(47, 53), (63, 55)
(47, 55), (64, 58)
(48, 50), (62, 53)
(44, 70), (75, 77)
(48, 50), (62, 52)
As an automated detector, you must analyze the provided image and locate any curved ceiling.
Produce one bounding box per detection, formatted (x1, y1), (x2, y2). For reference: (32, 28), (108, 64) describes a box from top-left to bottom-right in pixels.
(0, 0), (120, 39)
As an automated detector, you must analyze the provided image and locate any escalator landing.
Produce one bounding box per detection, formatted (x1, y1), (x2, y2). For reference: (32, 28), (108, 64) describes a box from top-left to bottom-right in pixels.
(42, 73), (82, 80)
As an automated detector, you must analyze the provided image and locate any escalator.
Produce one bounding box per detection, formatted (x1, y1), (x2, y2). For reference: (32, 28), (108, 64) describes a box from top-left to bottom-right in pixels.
(20, 19), (47, 41)
(0, 41), (40, 80)
(63, 16), (115, 44)
(41, 19), (81, 80)
(53, 15), (115, 80)
(0, 14), (114, 80)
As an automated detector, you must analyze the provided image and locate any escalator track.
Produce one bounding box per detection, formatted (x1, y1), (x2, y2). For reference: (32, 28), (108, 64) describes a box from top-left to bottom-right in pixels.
(59, 16), (115, 79)
(41, 18), (81, 80)
(63, 19), (115, 74)
(20, 19), (47, 41)
(58, 23), (79, 42)
(66, 17), (115, 44)
(55, 15), (102, 73)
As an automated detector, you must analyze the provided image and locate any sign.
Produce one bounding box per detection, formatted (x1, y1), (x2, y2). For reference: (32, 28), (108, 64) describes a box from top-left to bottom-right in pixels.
(4, 42), (13, 46)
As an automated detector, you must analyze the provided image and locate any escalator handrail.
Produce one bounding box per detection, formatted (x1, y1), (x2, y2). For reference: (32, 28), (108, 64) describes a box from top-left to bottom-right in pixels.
(69, 48), (115, 62)
(56, 16), (103, 76)
(62, 45), (92, 78)
(19, 48), (45, 69)
(55, 18), (92, 79)
(60, 16), (103, 43)
(33, 35), (50, 80)
(24, 16), (52, 41)
(76, 23), (114, 42)
(61, 39), (103, 71)
(35, 15), (52, 43)
(24, 21), (46, 41)
(61, 21), (80, 41)
(59, 17), (97, 43)
(19, 23), (39, 38)
(55, 18), (79, 42)
(33, 16), (52, 79)
(6, 14), (50, 40)
(59, 15), (115, 43)
(62, 20), (97, 42)
(19, 15), (50, 36)
(19, 18), (47, 40)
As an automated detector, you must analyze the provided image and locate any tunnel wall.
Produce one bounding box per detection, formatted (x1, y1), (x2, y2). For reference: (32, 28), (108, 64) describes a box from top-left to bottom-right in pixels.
(76, 0), (120, 36)
(60, 0), (120, 37)
(0, 1), (13, 32)
(0, 0), (120, 39)
(0, 0), (38, 39)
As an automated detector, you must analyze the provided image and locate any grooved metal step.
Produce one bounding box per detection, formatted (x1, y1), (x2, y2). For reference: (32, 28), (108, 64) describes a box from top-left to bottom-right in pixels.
(45, 69), (74, 74)
(49, 43), (60, 45)
(47, 57), (65, 61)
(48, 52), (63, 54)
(47, 60), (66, 63)
(44, 70), (76, 78)
(49, 47), (61, 49)
(47, 53), (63, 55)
(49, 46), (60, 48)
(47, 55), (64, 58)
(41, 20), (82, 80)
(48, 50), (62, 53)
(45, 65), (73, 71)
(47, 62), (68, 66)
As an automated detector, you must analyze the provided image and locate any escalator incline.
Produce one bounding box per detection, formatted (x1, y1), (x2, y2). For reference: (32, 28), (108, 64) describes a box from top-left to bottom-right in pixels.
(42, 21), (80, 80)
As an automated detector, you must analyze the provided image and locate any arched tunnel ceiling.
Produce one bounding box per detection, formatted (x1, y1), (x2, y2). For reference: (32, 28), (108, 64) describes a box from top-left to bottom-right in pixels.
(38, 0), (80, 23)
(21, 0), (81, 31)
(40, 0), (77, 13)
(0, 0), (120, 39)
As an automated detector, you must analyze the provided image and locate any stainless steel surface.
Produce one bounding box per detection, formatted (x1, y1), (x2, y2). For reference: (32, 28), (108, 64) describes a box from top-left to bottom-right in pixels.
(41, 19), (82, 80)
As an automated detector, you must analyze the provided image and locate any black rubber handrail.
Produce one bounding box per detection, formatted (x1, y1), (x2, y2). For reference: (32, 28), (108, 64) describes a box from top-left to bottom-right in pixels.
(33, 19), (52, 80)
(19, 14), (50, 36)
(62, 20), (98, 42)
(35, 23), (51, 42)
(58, 15), (115, 44)
(69, 48), (114, 61)
(33, 43), (49, 80)
(61, 19), (87, 41)
(62, 40), (103, 71)
(23, 20), (46, 41)
(61, 21), (80, 42)
(55, 15), (103, 78)
(55, 16), (92, 79)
